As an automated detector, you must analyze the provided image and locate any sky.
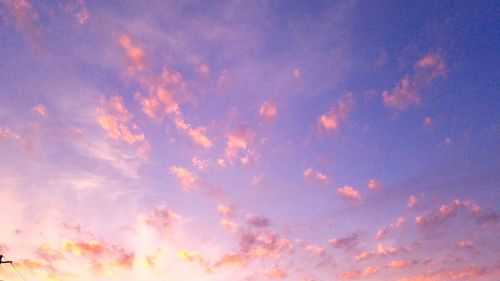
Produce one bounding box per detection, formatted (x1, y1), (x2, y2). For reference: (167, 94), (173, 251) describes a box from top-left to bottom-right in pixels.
(0, 0), (499, 280)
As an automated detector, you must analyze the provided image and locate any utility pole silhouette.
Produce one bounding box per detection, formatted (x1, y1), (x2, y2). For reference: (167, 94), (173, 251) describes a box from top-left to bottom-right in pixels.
(1, 254), (27, 281)
(0, 255), (13, 264)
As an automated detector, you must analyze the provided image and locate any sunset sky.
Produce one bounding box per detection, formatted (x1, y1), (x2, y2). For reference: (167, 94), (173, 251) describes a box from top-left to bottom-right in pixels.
(0, 1), (499, 281)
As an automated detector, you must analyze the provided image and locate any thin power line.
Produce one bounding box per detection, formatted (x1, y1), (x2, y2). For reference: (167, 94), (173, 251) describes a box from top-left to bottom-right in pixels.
(1, 255), (28, 281)
(10, 263), (28, 281)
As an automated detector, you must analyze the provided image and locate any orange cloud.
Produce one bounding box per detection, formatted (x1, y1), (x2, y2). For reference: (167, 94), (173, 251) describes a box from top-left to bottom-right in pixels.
(174, 118), (213, 149)
(214, 253), (246, 268)
(169, 166), (197, 192)
(354, 251), (373, 262)
(118, 35), (146, 74)
(136, 86), (181, 119)
(387, 260), (409, 268)
(62, 240), (105, 257)
(220, 219), (239, 233)
(264, 267), (287, 279)
(305, 244), (325, 255)
(216, 203), (233, 218)
(363, 266), (379, 276)
(216, 203), (239, 232)
(97, 95), (147, 145)
(318, 93), (354, 131)
(337, 186), (362, 201)
(61, 239), (134, 273)
(377, 243), (397, 255)
(338, 270), (361, 280)
(36, 244), (64, 263)
(176, 250), (205, 264)
(259, 101), (278, 120)
(448, 266), (489, 280)
(304, 168), (329, 184)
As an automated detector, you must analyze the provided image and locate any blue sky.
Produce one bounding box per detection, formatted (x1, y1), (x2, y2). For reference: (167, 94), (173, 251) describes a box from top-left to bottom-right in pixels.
(0, 1), (499, 280)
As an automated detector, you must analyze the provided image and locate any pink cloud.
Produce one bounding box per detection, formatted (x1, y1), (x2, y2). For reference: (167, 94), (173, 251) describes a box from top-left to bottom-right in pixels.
(393, 217), (406, 227)
(354, 251), (374, 262)
(407, 195), (417, 208)
(259, 101), (278, 120)
(174, 118), (213, 149)
(118, 35), (146, 75)
(337, 270), (361, 280)
(192, 157), (209, 170)
(245, 214), (271, 228)
(363, 266), (379, 276)
(305, 244), (325, 255)
(337, 186), (362, 201)
(224, 127), (256, 165)
(304, 168), (329, 184)
(367, 179), (383, 191)
(415, 53), (446, 79)
(136, 85), (181, 119)
(383, 53), (446, 110)
(382, 76), (420, 109)
(64, 0), (90, 24)
(214, 253), (246, 268)
(142, 206), (181, 233)
(328, 233), (358, 250)
(376, 243), (397, 255)
(0, 126), (21, 141)
(169, 166), (197, 192)
(31, 104), (47, 117)
(423, 116), (433, 128)
(318, 93), (354, 132)
(375, 227), (388, 240)
(264, 267), (287, 279)
(415, 199), (484, 232)
(240, 231), (293, 260)
(62, 239), (135, 271)
(97, 95), (146, 145)
(376, 217), (407, 240)
(387, 260), (409, 268)
(220, 219), (239, 233)
(0, 0), (41, 44)
(216, 203), (233, 218)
